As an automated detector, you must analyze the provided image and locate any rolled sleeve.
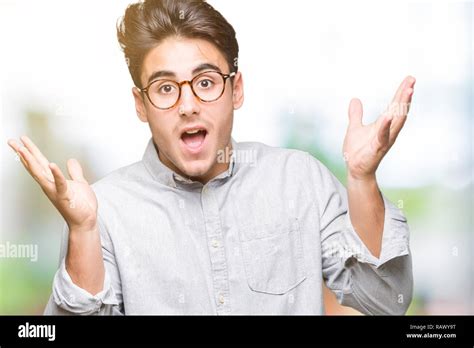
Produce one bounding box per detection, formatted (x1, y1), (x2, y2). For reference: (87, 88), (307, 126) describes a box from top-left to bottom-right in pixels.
(307, 152), (413, 315)
(327, 194), (413, 315)
(44, 217), (123, 315)
(51, 258), (119, 315)
(342, 194), (410, 268)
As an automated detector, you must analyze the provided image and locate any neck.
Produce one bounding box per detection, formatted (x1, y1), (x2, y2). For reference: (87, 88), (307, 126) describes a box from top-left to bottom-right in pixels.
(155, 141), (233, 185)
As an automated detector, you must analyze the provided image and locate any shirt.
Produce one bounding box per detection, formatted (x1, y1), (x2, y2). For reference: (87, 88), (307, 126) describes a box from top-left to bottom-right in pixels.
(44, 138), (413, 315)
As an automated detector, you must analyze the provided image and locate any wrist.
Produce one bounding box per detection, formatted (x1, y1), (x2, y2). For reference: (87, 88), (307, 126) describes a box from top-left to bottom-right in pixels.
(347, 172), (377, 186)
(68, 222), (98, 236)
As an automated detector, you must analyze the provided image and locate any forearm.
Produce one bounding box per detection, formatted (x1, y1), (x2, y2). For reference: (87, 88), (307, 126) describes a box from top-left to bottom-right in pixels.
(65, 224), (105, 295)
(346, 174), (384, 259)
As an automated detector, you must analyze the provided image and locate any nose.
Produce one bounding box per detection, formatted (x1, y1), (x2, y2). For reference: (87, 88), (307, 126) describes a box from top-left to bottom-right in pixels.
(177, 82), (200, 117)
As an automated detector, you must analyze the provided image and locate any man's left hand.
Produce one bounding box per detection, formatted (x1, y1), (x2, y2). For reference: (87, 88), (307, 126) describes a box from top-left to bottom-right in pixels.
(343, 76), (416, 181)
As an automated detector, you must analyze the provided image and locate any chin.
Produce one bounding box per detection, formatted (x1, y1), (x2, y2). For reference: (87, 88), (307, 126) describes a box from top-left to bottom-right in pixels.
(180, 159), (213, 179)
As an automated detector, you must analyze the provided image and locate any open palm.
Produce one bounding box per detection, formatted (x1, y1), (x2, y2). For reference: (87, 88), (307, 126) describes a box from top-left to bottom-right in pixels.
(343, 76), (416, 180)
(7, 136), (97, 231)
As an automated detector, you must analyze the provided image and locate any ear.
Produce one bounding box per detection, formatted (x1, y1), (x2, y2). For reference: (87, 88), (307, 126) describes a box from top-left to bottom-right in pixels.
(132, 87), (149, 123)
(231, 71), (244, 110)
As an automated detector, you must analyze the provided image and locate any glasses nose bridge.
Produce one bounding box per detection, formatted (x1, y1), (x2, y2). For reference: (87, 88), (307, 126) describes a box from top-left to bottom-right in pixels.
(178, 79), (199, 99)
(175, 79), (201, 112)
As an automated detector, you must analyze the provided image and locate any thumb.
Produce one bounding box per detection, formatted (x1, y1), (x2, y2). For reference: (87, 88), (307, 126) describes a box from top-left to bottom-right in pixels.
(67, 158), (88, 184)
(348, 98), (363, 128)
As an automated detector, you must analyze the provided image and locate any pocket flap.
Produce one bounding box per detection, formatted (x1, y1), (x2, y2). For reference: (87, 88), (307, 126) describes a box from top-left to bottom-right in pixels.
(239, 219), (306, 295)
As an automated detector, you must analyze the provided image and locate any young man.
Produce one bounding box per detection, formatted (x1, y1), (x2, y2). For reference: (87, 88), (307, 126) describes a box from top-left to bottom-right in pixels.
(8, 0), (415, 315)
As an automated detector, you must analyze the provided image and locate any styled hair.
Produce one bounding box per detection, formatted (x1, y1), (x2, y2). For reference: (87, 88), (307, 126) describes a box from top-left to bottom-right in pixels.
(117, 0), (239, 88)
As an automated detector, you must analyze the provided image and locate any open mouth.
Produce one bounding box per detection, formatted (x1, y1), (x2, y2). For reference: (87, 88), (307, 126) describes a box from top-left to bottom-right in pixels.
(180, 127), (208, 154)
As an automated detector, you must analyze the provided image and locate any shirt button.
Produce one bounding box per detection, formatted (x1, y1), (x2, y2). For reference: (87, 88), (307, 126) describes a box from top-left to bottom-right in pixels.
(211, 240), (219, 248)
(218, 294), (225, 304)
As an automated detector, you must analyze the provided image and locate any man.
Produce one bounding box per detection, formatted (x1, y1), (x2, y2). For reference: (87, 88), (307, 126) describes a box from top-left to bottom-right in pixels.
(8, 0), (414, 315)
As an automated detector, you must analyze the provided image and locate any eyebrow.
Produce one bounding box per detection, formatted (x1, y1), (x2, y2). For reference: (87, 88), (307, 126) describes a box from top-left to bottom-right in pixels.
(146, 63), (223, 86)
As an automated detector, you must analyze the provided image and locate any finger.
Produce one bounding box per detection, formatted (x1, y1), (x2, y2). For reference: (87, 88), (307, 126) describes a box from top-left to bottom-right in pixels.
(389, 87), (413, 143)
(7, 139), (22, 153)
(384, 76), (415, 121)
(391, 75), (416, 105)
(7, 139), (29, 168)
(390, 77), (407, 105)
(348, 98), (363, 128)
(49, 163), (68, 196)
(8, 138), (54, 183)
(405, 75), (416, 90)
(67, 158), (88, 184)
(19, 136), (54, 182)
(388, 87), (413, 123)
(386, 75), (415, 133)
(374, 114), (393, 151)
(20, 135), (51, 170)
(18, 146), (51, 189)
(400, 86), (414, 115)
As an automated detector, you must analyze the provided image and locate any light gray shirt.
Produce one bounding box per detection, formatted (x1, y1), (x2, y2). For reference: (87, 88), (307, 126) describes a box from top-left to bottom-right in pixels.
(44, 138), (413, 315)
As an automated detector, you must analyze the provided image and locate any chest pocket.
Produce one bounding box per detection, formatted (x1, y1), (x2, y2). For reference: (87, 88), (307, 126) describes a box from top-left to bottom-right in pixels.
(238, 218), (307, 295)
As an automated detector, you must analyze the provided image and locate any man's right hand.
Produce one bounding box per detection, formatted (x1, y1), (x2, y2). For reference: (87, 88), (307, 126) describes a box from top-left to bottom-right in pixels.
(7, 136), (105, 295)
(7, 136), (98, 231)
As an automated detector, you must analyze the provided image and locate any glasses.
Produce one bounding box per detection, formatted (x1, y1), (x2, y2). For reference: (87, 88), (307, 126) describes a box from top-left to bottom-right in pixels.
(138, 70), (236, 110)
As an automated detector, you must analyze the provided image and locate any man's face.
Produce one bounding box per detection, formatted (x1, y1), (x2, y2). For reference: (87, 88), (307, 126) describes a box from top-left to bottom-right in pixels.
(133, 37), (244, 184)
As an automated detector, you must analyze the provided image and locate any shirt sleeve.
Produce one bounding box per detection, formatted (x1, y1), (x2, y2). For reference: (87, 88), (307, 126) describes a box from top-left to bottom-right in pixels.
(306, 153), (413, 315)
(43, 216), (124, 315)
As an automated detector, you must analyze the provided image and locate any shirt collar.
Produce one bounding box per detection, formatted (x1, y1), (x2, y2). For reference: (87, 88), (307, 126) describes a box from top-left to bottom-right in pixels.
(142, 137), (238, 188)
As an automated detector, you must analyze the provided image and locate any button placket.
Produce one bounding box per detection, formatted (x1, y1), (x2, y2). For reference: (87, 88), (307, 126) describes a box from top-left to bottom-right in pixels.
(201, 184), (231, 314)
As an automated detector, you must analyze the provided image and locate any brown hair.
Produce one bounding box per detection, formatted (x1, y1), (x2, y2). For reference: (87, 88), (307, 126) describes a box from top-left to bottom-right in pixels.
(117, 0), (239, 89)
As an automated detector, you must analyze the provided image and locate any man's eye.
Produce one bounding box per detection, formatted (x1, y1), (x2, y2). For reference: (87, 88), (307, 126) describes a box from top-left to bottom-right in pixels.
(198, 79), (213, 89)
(159, 84), (175, 94)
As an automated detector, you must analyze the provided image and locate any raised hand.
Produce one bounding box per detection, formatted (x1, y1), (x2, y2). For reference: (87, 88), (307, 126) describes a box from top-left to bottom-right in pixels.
(7, 136), (98, 232)
(343, 76), (416, 181)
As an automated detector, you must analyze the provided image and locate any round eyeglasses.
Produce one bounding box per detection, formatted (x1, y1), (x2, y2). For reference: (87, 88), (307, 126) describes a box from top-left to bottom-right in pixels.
(138, 70), (236, 110)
